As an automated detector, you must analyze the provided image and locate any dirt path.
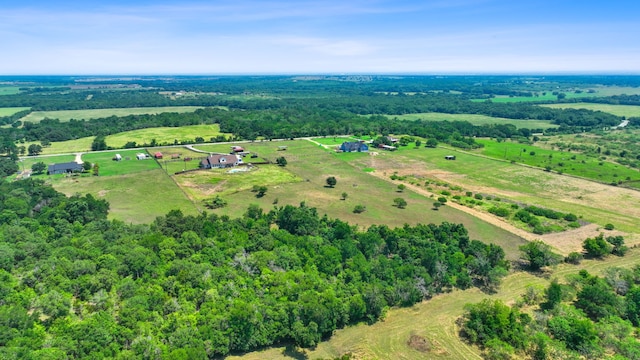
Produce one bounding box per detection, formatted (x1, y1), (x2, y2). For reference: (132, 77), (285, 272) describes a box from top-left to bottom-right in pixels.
(367, 170), (540, 243)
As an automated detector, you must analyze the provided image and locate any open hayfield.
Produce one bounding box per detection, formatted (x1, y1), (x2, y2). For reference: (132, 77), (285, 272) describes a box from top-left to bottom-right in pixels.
(0, 107), (30, 116)
(372, 146), (640, 234)
(177, 140), (527, 257)
(18, 106), (208, 123)
(475, 138), (640, 186)
(541, 103), (640, 118)
(233, 248), (640, 360)
(389, 112), (557, 129)
(472, 86), (640, 103)
(104, 124), (228, 148)
(52, 168), (198, 224)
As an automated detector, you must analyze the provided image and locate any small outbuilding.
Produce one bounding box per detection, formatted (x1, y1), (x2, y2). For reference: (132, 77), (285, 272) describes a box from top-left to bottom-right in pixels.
(113, 154), (122, 161)
(154, 152), (163, 159)
(445, 155), (456, 160)
(231, 146), (244, 153)
(136, 153), (147, 160)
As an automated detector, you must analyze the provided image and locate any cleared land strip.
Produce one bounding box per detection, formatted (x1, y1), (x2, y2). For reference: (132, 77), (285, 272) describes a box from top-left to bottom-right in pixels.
(366, 170), (539, 243)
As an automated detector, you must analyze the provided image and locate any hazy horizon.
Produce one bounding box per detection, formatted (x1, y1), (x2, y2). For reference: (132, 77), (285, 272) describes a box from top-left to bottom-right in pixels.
(2, 0), (639, 75)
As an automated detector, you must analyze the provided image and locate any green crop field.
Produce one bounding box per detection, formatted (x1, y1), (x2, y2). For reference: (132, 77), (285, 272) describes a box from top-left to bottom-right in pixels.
(19, 106), (211, 123)
(542, 103), (640, 118)
(387, 112), (557, 129)
(0, 107), (30, 116)
(234, 248), (640, 360)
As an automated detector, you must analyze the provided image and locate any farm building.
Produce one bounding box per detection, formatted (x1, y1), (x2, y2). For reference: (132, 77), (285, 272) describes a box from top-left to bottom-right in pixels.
(199, 154), (243, 169)
(154, 152), (163, 159)
(340, 141), (369, 152)
(379, 144), (397, 151)
(136, 153), (148, 160)
(385, 136), (399, 143)
(113, 154), (122, 161)
(48, 162), (83, 175)
(231, 146), (244, 153)
(445, 155), (456, 160)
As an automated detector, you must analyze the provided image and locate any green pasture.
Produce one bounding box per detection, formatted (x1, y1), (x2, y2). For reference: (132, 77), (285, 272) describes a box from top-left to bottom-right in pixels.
(104, 124), (228, 148)
(19, 106), (207, 123)
(234, 248), (640, 360)
(541, 103), (640, 118)
(24, 138), (93, 155)
(389, 146), (640, 233)
(475, 138), (640, 185)
(0, 107), (30, 116)
(387, 112), (557, 129)
(0, 86), (21, 95)
(190, 140), (526, 255)
(472, 86), (640, 103)
(52, 168), (198, 224)
(80, 149), (160, 176)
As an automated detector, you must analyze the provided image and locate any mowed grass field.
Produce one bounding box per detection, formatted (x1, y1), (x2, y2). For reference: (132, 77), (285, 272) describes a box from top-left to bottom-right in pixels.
(472, 86), (640, 103)
(233, 248), (640, 360)
(542, 103), (640, 118)
(19, 106), (209, 123)
(0, 107), (30, 116)
(175, 140), (527, 256)
(388, 112), (557, 129)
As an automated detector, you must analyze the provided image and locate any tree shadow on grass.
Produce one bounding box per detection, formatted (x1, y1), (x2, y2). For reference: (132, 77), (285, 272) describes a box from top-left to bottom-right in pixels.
(282, 344), (309, 360)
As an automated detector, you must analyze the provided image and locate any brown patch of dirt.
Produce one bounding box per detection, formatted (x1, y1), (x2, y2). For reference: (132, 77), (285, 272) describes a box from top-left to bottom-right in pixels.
(97, 190), (109, 197)
(407, 334), (431, 352)
(179, 179), (227, 196)
(540, 224), (634, 256)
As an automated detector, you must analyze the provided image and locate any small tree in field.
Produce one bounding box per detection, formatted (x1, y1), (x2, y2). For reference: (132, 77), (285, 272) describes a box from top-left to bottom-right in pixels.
(433, 202), (442, 210)
(393, 197), (407, 209)
(31, 162), (46, 174)
(353, 204), (366, 213)
(276, 156), (287, 167)
(341, 192), (348, 200)
(397, 184), (406, 192)
(326, 176), (337, 188)
(92, 163), (100, 176)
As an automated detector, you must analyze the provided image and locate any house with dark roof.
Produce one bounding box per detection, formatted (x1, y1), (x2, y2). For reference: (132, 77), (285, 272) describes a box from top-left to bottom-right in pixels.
(339, 141), (369, 152)
(199, 154), (243, 169)
(48, 162), (83, 175)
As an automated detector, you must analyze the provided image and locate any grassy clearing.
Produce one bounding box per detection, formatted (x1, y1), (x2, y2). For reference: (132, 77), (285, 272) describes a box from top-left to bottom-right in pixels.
(17, 155), (77, 176)
(23, 124), (229, 155)
(52, 168), (198, 224)
(472, 86), (640, 103)
(80, 149), (160, 176)
(19, 106), (209, 123)
(388, 112), (557, 129)
(233, 247), (640, 360)
(310, 136), (360, 145)
(475, 138), (640, 185)
(104, 124), (228, 148)
(541, 103), (640, 118)
(0, 86), (21, 95)
(178, 140), (526, 256)
(0, 107), (30, 116)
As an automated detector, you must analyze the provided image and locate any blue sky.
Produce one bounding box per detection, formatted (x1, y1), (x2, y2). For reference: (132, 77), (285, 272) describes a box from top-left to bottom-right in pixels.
(1, 0), (638, 74)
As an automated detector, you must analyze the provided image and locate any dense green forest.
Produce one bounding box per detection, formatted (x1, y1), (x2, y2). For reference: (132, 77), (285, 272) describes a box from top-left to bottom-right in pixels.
(460, 269), (640, 359)
(0, 179), (509, 359)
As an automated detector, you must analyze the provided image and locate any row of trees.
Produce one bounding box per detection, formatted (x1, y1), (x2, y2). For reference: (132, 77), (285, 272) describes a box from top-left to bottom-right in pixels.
(0, 179), (510, 358)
